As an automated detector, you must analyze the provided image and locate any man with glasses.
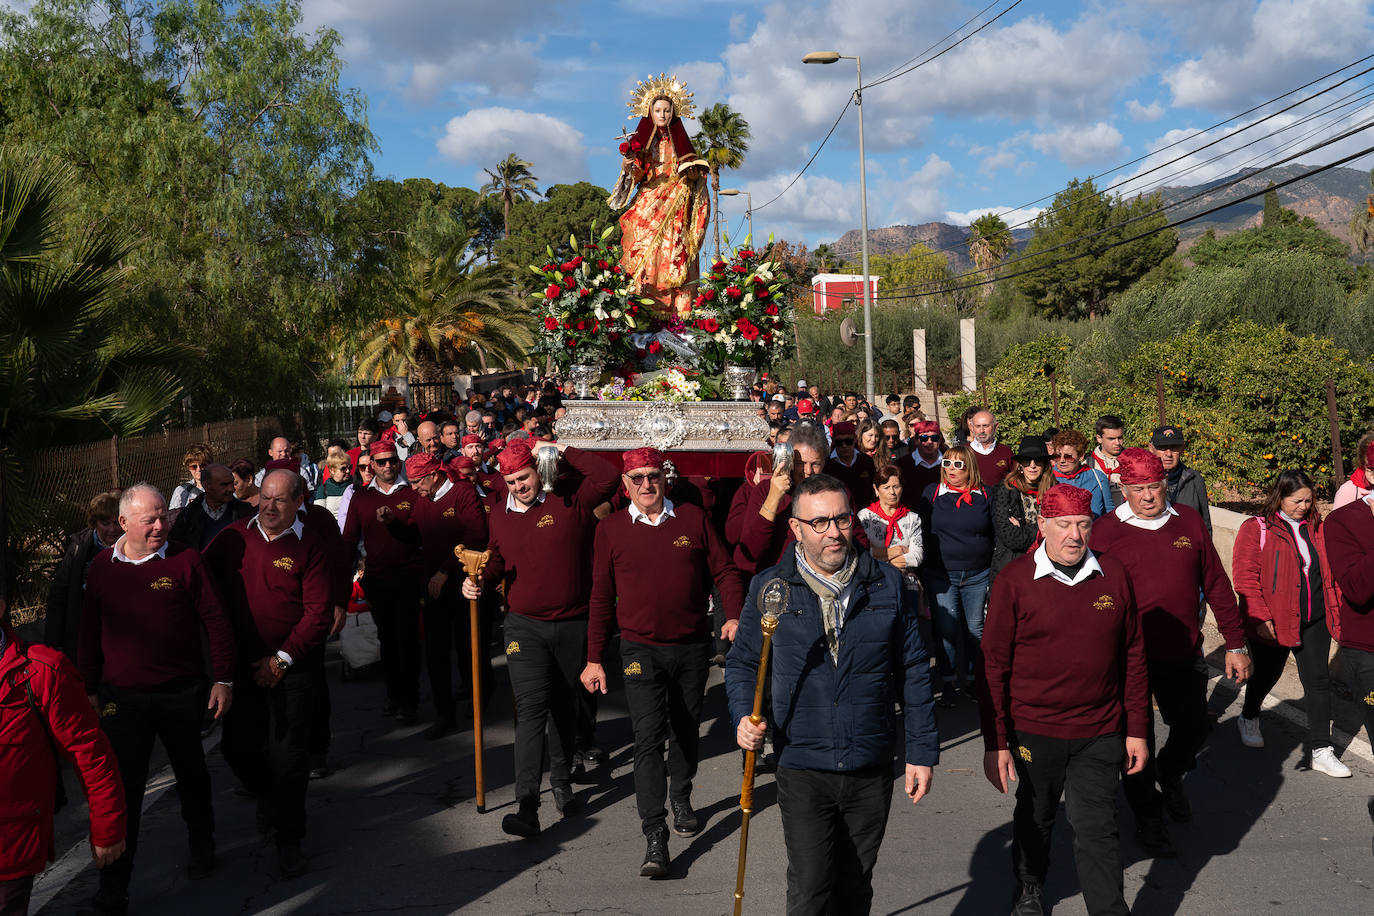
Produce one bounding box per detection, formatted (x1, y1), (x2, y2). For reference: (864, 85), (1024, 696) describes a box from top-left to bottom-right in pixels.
(880, 419), (908, 460)
(825, 421), (876, 512)
(900, 420), (944, 512)
(735, 421), (832, 576)
(728, 474), (938, 914)
(968, 410), (1015, 487)
(580, 448), (745, 877)
(341, 441), (423, 724)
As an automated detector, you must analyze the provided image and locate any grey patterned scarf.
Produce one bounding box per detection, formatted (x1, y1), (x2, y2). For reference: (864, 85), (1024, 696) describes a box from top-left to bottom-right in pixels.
(795, 545), (858, 664)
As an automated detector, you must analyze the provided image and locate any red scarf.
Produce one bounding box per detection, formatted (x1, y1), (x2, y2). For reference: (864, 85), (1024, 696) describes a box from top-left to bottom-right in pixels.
(1352, 466), (1369, 490)
(946, 484), (975, 507)
(1056, 464), (1089, 482)
(867, 501), (910, 546)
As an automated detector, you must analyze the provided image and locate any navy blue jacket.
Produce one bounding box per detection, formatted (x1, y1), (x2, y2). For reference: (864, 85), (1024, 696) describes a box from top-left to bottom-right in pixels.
(726, 546), (939, 772)
(919, 482), (994, 573)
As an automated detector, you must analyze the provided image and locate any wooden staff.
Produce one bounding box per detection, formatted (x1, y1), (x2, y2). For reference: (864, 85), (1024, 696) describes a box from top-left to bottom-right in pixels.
(456, 544), (491, 813)
(734, 580), (787, 916)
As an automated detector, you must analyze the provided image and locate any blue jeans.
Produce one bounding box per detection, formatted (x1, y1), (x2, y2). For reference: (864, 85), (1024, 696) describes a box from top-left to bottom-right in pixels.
(925, 567), (990, 686)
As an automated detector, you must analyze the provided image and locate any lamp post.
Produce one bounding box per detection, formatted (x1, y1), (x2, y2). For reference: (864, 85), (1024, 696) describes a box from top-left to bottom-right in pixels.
(718, 188), (753, 246)
(803, 50), (875, 405)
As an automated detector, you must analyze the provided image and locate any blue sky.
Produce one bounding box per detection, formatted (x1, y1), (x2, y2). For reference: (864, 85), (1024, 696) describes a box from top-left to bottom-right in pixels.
(308, 0), (1374, 250)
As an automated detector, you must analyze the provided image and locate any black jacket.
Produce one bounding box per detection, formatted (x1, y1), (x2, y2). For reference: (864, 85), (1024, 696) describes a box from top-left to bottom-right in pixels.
(991, 482), (1037, 575)
(44, 529), (104, 659)
(168, 495), (254, 551)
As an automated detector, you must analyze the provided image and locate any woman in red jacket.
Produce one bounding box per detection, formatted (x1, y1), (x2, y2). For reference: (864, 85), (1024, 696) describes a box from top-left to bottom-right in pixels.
(1233, 470), (1350, 777)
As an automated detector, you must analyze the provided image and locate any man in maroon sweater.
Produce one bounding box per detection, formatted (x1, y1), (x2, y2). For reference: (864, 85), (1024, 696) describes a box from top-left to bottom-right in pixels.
(1089, 448), (1250, 859)
(341, 439), (423, 723)
(461, 438), (619, 839)
(404, 452), (488, 739)
(969, 410), (1015, 488)
(734, 420), (830, 576)
(79, 484), (235, 911)
(204, 470), (333, 879)
(581, 448), (745, 877)
(825, 421), (876, 511)
(980, 484), (1148, 916)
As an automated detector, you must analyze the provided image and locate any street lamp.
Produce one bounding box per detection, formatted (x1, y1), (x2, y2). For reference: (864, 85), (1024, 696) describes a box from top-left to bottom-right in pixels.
(718, 188), (753, 246)
(804, 49), (875, 405)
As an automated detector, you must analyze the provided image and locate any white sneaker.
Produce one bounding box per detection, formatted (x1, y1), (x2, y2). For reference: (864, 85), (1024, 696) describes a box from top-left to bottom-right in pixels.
(1237, 715), (1264, 748)
(1311, 746), (1352, 778)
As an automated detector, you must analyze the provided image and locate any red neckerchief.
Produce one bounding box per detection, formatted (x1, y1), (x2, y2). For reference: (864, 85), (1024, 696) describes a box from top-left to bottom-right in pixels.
(867, 500), (910, 546)
(947, 484), (975, 508)
(1009, 476), (1044, 504)
(1352, 466), (1369, 490)
(1056, 464), (1090, 482)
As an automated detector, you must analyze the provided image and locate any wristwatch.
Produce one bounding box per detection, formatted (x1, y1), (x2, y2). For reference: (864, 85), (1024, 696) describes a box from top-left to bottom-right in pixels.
(1226, 646), (1250, 655)
(271, 656), (291, 673)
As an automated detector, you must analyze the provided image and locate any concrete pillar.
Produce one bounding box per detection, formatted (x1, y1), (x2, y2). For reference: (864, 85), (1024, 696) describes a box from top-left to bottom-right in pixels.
(960, 317), (976, 392)
(912, 328), (927, 390)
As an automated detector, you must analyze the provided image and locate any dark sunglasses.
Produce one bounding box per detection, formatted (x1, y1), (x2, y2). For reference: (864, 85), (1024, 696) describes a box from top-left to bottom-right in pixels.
(1054, 452), (1080, 461)
(1023, 457), (1050, 467)
(833, 437), (855, 446)
(917, 434), (940, 442)
(373, 455), (400, 465)
(626, 472), (663, 486)
(796, 513), (854, 534)
(358, 463), (373, 472)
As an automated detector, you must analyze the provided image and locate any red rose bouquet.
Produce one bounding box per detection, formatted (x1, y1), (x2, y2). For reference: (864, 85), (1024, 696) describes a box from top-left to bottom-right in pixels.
(687, 238), (793, 373)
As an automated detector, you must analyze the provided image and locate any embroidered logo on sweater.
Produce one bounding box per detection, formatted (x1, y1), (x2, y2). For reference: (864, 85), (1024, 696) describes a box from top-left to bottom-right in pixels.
(673, 535), (692, 548)
(996, 459), (1007, 468)
(1093, 595), (1116, 612)
(149, 576), (177, 591)
(1016, 746), (1032, 763)
(273, 557), (295, 572)
(505, 641), (520, 655)
(1173, 536), (1193, 549)
(100, 702), (117, 718)
(1365, 692), (1374, 707)
(537, 514), (555, 528)
(443, 507), (455, 518)
(624, 662), (642, 676)
(396, 501), (412, 511)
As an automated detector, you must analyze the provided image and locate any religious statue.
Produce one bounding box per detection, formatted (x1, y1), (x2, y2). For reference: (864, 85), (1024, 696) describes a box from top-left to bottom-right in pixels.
(608, 74), (711, 318)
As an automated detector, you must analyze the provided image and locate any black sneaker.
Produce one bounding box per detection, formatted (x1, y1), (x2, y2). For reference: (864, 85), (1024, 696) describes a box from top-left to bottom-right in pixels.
(277, 844), (308, 878)
(552, 785), (582, 816)
(640, 827), (670, 878)
(423, 718), (458, 741)
(1161, 780), (1192, 823)
(187, 840), (216, 880)
(581, 746), (606, 767)
(1136, 820), (1177, 859)
(1011, 882), (1045, 916)
(502, 800), (541, 838)
(671, 800), (700, 837)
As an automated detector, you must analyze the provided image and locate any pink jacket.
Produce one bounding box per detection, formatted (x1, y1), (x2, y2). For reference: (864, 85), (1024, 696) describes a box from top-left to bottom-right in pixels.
(1232, 514), (1342, 647)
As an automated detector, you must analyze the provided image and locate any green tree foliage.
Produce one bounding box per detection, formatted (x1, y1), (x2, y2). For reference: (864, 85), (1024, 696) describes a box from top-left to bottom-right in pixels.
(1350, 168), (1374, 253)
(692, 103), (751, 259)
(498, 182), (621, 285)
(967, 213), (1014, 288)
(811, 243), (835, 273)
(946, 335), (1090, 443)
(481, 153), (540, 238)
(1262, 182), (1281, 227)
(1188, 214), (1352, 275)
(0, 0), (376, 418)
(842, 244), (950, 298)
(1016, 179), (1177, 319)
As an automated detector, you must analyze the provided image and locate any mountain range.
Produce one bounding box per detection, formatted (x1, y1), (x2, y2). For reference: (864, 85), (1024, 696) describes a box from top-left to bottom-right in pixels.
(823, 164), (1374, 274)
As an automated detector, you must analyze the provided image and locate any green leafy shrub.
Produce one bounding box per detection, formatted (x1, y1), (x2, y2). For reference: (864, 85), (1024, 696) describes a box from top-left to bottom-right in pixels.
(946, 334), (1090, 443)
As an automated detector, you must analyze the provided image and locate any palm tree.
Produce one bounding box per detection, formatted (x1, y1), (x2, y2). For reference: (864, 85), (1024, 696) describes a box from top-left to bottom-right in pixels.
(480, 154), (540, 239)
(967, 213), (1015, 292)
(813, 243), (835, 273)
(1351, 168), (1374, 253)
(693, 104), (751, 258)
(352, 234), (534, 383)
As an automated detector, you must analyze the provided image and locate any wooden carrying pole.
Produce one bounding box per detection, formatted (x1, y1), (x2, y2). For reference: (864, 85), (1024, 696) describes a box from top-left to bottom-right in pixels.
(734, 581), (786, 916)
(456, 544), (492, 813)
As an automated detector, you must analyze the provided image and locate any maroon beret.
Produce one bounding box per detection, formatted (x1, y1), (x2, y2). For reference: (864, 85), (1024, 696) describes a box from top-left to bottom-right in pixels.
(832, 421), (856, 437)
(488, 438), (506, 454)
(1117, 447), (1165, 485)
(263, 458), (298, 473)
(1365, 440), (1374, 469)
(497, 440), (535, 476)
(405, 453), (442, 481)
(623, 447), (666, 473)
(368, 440), (397, 459)
(462, 434), (484, 448)
(1041, 484), (1093, 518)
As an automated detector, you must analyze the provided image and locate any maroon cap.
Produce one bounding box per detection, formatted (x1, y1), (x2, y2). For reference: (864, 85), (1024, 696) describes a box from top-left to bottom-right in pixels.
(497, 440), (535, 476)
(832, 421), (856, 437)
(1041, 484), (1093, 518)
(1117, 447), (1165, 485)
(623, 447), (666, 473)
(263, 458), (298, 473)
(462, 433), (484, 448)
(368, 440), (397, 459)
(405, 453), (442, 481)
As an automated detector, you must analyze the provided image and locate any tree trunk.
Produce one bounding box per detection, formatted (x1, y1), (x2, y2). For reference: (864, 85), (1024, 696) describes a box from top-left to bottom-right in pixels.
(503, 193), (511, 240)
(711, 167), (722, 261)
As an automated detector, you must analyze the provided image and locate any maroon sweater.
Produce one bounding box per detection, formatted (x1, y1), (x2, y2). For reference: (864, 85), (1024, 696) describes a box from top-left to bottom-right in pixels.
(979, 551), (1148, 749)
(79, 542), (235, 691)
(587, 503), (745, 663)
(410, 479), (488, 580)
(973, 442), (1015, 488)
(341, 482), (422, 578)
(1090, 506), (1245, 661)
(1319, 498), (1374, 652)
(202, 519), (333, 662)
(484, 447), (620, 621)
(898, 454), (943, 512)
(299, 503), (352, 610)
(826, 453), (877, 513)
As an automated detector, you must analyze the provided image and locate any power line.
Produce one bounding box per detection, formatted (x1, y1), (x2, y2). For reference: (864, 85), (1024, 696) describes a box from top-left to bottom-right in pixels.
(752, 96), (853, 213)
(863, 0), (1027, 91)
(869, 0), (1009, 84)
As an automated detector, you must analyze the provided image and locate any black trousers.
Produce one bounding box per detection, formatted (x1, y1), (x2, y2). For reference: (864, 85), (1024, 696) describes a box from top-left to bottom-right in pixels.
(96, 677), (214, 895)
(308, 676), (331, 758)
(0, 876), (32, 916)
(620, 639), (711, 834)
(364, 573), (422, 710)
(423, 587), (497, 721)
(1123, 657), (1211, 825)
(1243, 617), (1333, 749)
(1341, 645), (1374, 744)
(504, 613), (584, 807)
(1010, 731), (1129, 916)
(222, 652), (321, 847)
(775, 764), (894, 916)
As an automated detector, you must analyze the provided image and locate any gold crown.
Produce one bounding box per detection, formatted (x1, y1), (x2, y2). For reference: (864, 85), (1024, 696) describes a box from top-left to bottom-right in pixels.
(627, 73), (696, 121)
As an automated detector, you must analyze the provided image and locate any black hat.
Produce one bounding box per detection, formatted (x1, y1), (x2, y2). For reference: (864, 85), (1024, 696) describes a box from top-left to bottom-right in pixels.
(1151, 425), (1186, 448)
(1015, 436), (1050, 461)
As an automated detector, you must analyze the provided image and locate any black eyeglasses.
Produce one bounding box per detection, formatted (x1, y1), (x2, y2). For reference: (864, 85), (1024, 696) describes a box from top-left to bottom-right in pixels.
(626, 472), (662, 486)
(796, 513), (854, 533)
(358, 463), (373, 472)
(917, 434), (940, 442)
(373, 456), (400, 465)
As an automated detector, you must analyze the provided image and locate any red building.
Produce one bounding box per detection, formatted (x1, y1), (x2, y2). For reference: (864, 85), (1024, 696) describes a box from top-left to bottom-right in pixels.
(810, 273), (881, 315)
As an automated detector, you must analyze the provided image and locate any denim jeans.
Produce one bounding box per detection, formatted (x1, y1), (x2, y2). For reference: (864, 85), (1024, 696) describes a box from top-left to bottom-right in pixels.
(925, 567), (990, 686)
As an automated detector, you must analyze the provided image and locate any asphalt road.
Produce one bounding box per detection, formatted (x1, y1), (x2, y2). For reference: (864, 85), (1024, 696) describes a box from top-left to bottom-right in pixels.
(32, 634), (1374, 915)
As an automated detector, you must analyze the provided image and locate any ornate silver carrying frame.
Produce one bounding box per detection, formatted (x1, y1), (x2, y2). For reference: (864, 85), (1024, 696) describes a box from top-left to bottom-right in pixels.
(555, 400), (769, 452)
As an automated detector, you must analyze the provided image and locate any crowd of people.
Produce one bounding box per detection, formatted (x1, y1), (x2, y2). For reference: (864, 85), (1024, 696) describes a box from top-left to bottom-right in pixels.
(2, 375), (1374, 916)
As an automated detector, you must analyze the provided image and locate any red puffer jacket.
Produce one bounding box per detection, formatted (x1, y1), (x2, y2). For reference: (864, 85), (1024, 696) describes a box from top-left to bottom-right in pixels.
(0, 626), (125, 880)
(1232, 514), (1342, 647)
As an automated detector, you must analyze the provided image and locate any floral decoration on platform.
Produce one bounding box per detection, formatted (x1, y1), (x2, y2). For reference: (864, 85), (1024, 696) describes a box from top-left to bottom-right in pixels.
(688, 238), (794, 372)
(597, 367), (704, 402)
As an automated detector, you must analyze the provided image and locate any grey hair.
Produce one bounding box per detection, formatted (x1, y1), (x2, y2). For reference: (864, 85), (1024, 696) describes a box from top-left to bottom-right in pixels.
(465, 409), (483, 424)
(119, 483), (166, 516)
(788, 420), (829, 459)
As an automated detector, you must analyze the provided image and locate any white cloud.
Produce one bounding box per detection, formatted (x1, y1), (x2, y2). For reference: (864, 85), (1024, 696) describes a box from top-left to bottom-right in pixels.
(1127, 99), (1165, 121)
(436, 108), (588, 187)
(945, 206), (1044, 230)
(1162, 0), (1374, 111)
(1030, 122), (1126, 167)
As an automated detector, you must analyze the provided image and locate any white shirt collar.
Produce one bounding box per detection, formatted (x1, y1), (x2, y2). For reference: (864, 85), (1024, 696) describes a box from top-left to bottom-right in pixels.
(912, 450), (942, 469)
(203, 500), (227, 521)
(1032, 543), (1104, 586)
(628, 498), (676, 526)
(112, 537), (167, 565)
(505, 490), (546, 514)
(248, 516), (305, 542)
(431, 478), (454, 502)
(969, 439), (996, 456)
(830, 451), (858, 467)
(369, 478), (405, 495)
(937, 481), (980, 498)
(1113, 501), (1178, 530)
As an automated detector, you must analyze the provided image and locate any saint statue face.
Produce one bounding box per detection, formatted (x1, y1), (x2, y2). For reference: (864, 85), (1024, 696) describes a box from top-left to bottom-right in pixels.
(650, 97), (674, 129)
